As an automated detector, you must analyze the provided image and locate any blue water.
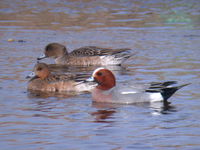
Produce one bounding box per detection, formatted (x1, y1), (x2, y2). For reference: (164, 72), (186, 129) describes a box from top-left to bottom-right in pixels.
(0, 0), (200, 149)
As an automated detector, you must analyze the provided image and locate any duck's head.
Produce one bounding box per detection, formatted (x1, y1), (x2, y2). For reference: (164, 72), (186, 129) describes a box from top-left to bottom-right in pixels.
(37, 43), (67, 60)
(26, 63), (51, 80)
(86, 67), (116, 90)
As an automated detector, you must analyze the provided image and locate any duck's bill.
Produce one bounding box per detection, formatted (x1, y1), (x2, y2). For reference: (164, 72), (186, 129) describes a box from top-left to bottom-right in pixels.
(26, 72), (35, 79)
(37, 53), (46, 60)
(86, 76), (94, 82)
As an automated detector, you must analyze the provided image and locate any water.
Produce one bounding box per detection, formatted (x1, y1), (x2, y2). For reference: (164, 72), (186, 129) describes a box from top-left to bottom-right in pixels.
(0, 0), (200, 149)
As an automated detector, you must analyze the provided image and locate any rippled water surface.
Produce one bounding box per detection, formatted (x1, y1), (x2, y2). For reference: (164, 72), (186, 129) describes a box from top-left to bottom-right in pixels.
(0, 0), (200, 149)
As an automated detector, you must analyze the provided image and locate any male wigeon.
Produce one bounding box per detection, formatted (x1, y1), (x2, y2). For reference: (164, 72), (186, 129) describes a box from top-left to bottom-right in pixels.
(37, 43), (134, 66)
(86, 68), (190, 104)
(26, 63), (95, 92)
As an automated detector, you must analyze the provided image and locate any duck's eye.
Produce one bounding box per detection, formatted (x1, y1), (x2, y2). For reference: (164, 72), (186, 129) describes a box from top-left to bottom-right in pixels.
(46, 48), (50, 51)
(97, 72), (102, 76)
(38, 67), (43, 71)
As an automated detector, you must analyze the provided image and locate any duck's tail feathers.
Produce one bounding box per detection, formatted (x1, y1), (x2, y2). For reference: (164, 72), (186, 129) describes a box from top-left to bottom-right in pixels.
(115, 52), (136, 59)
(110, 48), (131, 55)
(161, 83), (190, 100)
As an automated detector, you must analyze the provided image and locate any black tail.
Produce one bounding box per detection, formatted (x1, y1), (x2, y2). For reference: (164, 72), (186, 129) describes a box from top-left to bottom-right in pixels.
(161, 83), (190, 100)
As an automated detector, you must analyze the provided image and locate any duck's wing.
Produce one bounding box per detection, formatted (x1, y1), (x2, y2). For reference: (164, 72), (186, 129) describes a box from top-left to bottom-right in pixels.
(114, 83), (151, 94)
(45, 74), (91, 83)
(69, 46), (132, 57)
(116, 81), (189, 95)
(146, 81), (178, 92)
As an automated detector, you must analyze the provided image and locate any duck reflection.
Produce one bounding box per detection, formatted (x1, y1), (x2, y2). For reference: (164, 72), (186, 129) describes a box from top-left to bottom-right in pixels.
(90, 109), (116, 123)
(27, 89), (89, 99)
(149, 101), (177, 115)
(91, 100), (177, 122)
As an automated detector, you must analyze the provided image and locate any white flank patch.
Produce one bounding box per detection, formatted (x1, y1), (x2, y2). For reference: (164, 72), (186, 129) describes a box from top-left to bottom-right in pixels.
(150, 93), (163, 102)
(121, 91), (137, 94)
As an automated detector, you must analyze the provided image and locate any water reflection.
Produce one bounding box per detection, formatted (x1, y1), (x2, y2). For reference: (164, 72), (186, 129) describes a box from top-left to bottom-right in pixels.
(90, 109), (116, 123)
(0, 0), (199, 149)
(26, 89), (89, 100)
(0, 0), (199, 31)
(150, 101), (177, 115)
(27, 88), (178, 123)
(91, 100), (177, 122)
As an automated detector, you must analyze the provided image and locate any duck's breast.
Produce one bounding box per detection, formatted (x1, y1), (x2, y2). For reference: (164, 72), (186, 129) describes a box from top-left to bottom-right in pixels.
(92, 88), (113, 103)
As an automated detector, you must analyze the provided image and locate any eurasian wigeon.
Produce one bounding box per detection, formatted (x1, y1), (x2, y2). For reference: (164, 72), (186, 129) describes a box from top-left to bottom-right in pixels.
(37, 43), (134, 66)
(26, 63), (95, 92)
(86, 68), (190, 104)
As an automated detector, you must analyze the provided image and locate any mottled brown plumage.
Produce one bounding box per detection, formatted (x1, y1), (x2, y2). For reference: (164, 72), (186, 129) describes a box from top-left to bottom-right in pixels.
(26, 63), (95, 92)
(37, 43), (134, 66)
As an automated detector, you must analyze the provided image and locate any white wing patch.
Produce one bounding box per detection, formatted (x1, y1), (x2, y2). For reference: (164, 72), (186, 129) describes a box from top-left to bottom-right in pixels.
(121, 91), (137, 94)
(150, 93), (163, 102)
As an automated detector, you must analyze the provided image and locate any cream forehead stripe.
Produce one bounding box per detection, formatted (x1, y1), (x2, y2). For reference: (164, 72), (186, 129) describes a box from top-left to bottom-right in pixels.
(92, 67), (105, 76)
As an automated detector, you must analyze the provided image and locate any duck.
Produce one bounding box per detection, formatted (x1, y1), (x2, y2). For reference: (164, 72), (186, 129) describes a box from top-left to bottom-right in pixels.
(26, 63), (96, 92)
(86, 68), (190, 104)
(37, 43), (134, 66)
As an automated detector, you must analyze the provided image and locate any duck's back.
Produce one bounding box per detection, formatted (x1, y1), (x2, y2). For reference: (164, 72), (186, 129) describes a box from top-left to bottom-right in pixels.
(56, 46), (133, 66)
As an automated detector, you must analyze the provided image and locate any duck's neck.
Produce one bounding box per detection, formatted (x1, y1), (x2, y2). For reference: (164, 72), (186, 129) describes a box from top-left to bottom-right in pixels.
(63, 47), (68, 56)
